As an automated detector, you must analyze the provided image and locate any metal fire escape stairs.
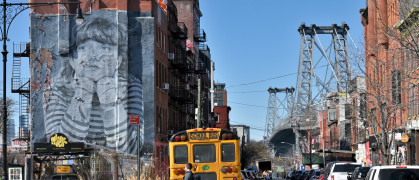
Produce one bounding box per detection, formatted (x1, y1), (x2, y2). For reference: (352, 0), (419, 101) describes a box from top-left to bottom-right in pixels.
(11, 42), (30, 140)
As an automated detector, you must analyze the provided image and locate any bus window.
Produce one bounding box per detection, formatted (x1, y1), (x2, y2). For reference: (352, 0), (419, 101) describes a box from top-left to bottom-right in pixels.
(174, 145), (188, 164)
(193, 144), (216, 163)
(221, 143), (235, 162)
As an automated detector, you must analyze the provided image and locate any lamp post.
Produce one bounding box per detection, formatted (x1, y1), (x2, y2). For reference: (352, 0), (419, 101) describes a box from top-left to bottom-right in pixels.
(0, 1), (83, 179)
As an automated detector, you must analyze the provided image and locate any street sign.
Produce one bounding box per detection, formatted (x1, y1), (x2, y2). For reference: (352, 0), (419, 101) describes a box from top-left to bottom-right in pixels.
(56, 166), (71, 173)
(401, 134), (409, 143)
(130, 115), (140, 125)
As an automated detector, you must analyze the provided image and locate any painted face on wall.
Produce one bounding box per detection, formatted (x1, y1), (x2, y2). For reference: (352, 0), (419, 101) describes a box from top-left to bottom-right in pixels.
(71, 39), (119, 82)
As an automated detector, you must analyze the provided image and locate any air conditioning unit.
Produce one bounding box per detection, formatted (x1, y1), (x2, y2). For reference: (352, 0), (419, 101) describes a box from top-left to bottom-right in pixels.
(162, 83), (169, 90)
(168, 130), (174, 135)
(168, 53), (174, 60)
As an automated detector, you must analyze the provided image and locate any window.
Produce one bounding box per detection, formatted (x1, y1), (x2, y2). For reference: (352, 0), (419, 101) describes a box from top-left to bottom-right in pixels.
(328, 109), (337, 121)
(9, 167), (22, 180)
(174, 145), (188, 164)
(378, 169), (419, 180)
(193, 144), (216, 163)
(221, 143), (235, 162)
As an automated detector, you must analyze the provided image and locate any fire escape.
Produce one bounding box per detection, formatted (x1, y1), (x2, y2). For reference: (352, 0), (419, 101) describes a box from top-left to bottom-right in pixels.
(168, 1), (195, 133)
(11, 42), (30, 140)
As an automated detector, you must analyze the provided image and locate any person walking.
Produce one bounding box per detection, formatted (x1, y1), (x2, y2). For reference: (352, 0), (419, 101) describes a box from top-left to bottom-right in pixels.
(184, 163), (194, 180)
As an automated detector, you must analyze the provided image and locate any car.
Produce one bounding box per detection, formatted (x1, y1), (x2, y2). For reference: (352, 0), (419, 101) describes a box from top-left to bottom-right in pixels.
(347, 166), (370, 180)
(294, 170), (305, 180)
(50, 174), (79, 180)
(309, 169), (324, 180)
(245, 170), (257, 180)
(364, 165), (419, 180)
(241, 170), (250, 180)
(325, 162), (362, 180)
(285, 171), (293, 179)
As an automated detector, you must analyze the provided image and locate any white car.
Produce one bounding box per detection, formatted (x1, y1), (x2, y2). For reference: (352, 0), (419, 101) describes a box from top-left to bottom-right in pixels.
(326, 162), (362, 180)
(364, 165), (419, 180)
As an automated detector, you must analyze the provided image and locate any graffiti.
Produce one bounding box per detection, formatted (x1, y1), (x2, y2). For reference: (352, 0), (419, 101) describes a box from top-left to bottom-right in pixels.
(50, 134), (68, 148)
(31, 13), (144, 155)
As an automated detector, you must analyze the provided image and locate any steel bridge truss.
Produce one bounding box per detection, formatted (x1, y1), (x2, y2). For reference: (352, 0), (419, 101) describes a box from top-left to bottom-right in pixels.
(296, 23), (351, 122)
(264, 87), (295, 139)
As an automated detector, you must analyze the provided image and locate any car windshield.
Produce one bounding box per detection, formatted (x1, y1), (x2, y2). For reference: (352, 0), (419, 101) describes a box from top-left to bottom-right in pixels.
(297, 171), (303, 175)
(315, 171), (321, 176)
(378, 169), (419, 180)
(358, 167), (371, 177)
(333, 164), (361, 172)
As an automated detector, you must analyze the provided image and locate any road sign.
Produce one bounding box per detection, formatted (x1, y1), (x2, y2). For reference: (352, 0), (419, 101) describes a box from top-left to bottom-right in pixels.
(130, 115), (140, 125)
(56, 166), (71, 173)
(401, 134), (409, 143)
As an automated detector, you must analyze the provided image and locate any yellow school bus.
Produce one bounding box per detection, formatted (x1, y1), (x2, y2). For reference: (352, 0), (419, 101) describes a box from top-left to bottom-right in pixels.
(169, 128), (241, 180)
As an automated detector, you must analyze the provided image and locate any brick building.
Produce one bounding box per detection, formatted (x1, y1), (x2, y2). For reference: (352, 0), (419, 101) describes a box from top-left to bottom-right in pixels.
(359, 0), (419, 165)
(29, 0), (214, 179)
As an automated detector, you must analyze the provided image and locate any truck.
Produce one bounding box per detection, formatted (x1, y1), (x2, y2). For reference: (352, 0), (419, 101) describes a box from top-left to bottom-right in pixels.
(256, 159), (272, 178)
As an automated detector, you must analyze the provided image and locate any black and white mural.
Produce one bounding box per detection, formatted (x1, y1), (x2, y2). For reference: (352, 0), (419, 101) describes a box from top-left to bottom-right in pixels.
(30, 10), (155, 155)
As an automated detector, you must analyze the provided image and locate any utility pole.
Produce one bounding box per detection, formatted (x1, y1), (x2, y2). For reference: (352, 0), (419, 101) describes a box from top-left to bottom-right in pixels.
(197, 78), (201, 128)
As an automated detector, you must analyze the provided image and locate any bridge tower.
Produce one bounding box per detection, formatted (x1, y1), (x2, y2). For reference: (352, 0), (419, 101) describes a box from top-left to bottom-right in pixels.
(264, 87), (295, 139)
(295, 23), (351, 120)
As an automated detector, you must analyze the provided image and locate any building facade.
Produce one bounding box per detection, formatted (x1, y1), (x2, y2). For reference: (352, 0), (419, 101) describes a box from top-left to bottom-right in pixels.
(29, 0), (213, 179)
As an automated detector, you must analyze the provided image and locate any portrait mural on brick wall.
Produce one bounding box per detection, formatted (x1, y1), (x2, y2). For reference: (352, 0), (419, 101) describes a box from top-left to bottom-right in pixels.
(30, 12), (145, 155)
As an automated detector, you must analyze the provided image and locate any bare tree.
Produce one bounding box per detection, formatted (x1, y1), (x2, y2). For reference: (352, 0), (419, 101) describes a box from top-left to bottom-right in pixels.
(241, 140), (271, 168)
(350, 0), (419, 165)
(0, 97), (17, 134)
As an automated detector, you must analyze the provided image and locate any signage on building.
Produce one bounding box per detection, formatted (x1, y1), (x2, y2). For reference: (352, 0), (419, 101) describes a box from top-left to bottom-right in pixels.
(401, 134), (409, 143)
(395, 133), (402, 140)
(129, 115), (140, 125)
(34, 133), (84, 152)
(155, 0), (167, 14)
(56, 166), (71, 173)
(11, 139), (28, 151)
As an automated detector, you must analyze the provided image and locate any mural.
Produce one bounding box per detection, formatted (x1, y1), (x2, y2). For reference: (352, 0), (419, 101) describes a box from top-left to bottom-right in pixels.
(30, 11), (153, 155)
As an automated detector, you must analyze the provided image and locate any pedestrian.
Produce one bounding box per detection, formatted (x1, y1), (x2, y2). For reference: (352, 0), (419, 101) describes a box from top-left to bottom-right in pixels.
(184, 163), (194, 180)
(265, 173), (271, 180)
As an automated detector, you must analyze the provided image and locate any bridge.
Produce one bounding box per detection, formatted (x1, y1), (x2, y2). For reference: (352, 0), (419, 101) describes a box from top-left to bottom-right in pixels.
(265, 23), (356, 157)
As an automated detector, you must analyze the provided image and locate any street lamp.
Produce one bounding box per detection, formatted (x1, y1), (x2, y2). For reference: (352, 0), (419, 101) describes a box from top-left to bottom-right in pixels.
(0, 1), (83, 179)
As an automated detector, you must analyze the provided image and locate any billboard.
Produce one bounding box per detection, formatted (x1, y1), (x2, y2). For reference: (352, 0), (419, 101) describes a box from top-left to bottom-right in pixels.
(30, 10), (152, 155)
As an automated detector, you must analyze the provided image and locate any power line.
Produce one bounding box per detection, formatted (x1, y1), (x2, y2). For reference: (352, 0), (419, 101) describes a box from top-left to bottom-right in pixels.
(229, 90), (266, 94)
(225, 64), (330, 88)
(229, 101), (267, 108)
(226, 72), (297, 88)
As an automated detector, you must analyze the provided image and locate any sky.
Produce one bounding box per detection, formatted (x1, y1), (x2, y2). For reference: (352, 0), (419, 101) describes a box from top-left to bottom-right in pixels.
(2, 0), (366, 141)
(199, 0), (366, 140)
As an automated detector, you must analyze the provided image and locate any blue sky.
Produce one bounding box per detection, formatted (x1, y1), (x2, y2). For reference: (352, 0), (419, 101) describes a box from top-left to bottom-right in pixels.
(3, 0), (366, 140)
(200, 0), (366, 140)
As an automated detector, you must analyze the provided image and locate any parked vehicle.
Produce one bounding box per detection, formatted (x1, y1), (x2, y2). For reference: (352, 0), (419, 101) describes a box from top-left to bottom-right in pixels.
(241, 170), (250, 180)
(291, 170), (297, 180)
(325, 162), (362, 180)
(296, 170), (307, 180)
(285, 170), (293, 179)
(309, 169), (324, 180)
(50, 174), (79, 180)
(347, 167), (370, 180)
(302, 171), (310, 180)
(364, 165), (419, 180)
